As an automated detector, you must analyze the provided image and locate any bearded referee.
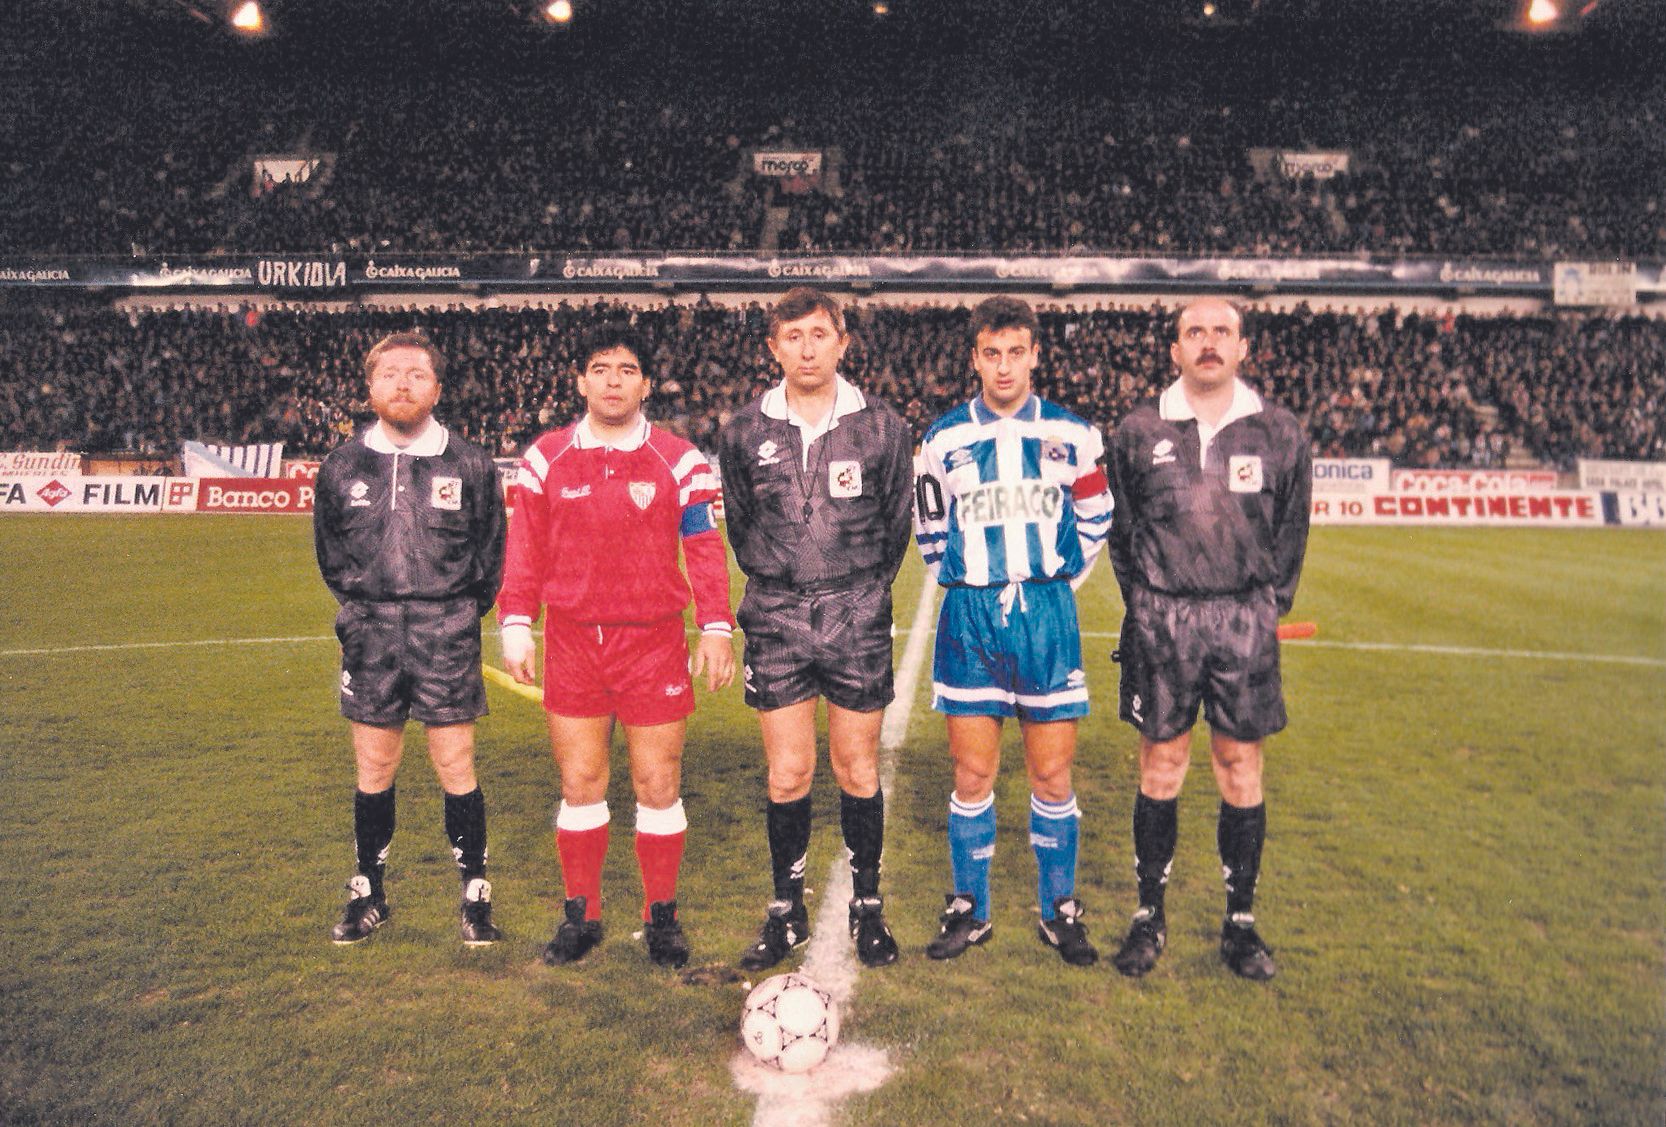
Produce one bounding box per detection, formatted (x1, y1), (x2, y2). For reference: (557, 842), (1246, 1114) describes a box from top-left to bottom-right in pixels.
(717, 287), (915, 971)
(314, 331), (507, 947)
(1105, 297), (1311, 981)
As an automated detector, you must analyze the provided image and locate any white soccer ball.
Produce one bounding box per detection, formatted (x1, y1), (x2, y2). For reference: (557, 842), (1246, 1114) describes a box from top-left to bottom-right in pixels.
(739, 971), (840, 1073)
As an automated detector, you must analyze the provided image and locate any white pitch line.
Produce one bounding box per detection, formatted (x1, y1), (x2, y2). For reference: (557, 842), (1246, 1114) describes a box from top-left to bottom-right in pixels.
(0, 635), (333, 658)
(1076, 631), (1666, 669)
(739, 579), (940, 1127)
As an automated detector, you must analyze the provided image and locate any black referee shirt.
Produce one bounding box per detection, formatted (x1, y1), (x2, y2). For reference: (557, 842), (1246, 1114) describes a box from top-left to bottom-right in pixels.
(314, 419), (506, 616)
(717, 378), (914, 591)
(1108, 380), (1311, 615)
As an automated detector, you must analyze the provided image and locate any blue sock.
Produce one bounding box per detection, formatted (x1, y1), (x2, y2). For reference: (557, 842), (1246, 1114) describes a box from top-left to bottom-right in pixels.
(947, 792), (996, 921)
(1030, 793), (1080, 921)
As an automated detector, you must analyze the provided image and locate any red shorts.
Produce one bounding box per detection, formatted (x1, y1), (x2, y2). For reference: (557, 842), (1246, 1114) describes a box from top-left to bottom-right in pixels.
(542, 613), (694, 726)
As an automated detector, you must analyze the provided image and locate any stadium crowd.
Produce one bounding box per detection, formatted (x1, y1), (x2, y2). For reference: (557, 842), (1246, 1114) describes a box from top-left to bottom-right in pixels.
(2, 29), (1659, 260)
(1, 300), (1658, 472)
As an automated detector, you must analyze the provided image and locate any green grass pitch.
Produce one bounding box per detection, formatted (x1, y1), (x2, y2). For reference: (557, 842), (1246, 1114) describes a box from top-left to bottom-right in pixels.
(1, 515), (1662, 1125)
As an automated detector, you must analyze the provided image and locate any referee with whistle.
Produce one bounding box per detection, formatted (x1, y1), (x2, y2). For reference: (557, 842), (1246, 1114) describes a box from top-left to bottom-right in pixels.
(716, 287), (915, 972)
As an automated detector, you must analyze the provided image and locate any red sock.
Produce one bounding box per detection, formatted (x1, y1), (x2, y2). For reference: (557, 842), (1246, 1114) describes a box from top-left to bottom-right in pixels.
(635, 830), (685, 920)
(556, 824), (609, 921)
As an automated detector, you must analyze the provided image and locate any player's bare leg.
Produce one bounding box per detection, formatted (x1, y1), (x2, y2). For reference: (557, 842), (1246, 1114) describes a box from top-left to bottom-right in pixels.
(331, 722), (404, 944)
(423, 721), (498, 944)
(740, 701), (818, 970)
(928, 715), (1003, 959)
(1210, 732), (1274, 980)
(1114, 731), (1194, 976)
(1021, 719), (1095, 965)
(625, 720), (691, 967)
(544, 713), (612, 964)
(828, 703), (896, 966)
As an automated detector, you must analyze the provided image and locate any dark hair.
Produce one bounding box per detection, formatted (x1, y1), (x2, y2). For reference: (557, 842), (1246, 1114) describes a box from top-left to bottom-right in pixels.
(363, 331), (446, 383)
(579, 323), (651, 373)
(968, 296), (1039, 345)
(768, 287), (846, 339)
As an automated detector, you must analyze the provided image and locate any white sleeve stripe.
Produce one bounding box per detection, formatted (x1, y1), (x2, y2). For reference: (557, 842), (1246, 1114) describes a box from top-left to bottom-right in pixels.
(525, 445), (550, 481)
(670, 449), (707, 481)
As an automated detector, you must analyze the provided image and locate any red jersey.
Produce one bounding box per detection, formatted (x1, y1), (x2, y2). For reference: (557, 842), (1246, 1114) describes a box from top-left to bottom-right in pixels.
(498, 415), (734, 631)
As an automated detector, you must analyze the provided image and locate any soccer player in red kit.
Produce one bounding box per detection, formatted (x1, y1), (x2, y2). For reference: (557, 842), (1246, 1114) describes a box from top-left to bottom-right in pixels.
(499, 325), (736, 969)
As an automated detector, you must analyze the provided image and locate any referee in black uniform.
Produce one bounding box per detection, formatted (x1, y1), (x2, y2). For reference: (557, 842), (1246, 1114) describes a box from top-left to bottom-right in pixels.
(1105, 297), (1311, 981)
(314, 331), (507, 947)
(717, 288), (915, 970)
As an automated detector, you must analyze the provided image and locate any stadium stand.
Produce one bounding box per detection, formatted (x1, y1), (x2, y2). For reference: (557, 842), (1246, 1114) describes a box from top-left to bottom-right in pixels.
(1, 301), (1658, 470)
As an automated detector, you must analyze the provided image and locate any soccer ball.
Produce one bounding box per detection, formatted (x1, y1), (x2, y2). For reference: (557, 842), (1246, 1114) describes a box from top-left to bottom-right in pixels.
(739, 972), (840, 1073)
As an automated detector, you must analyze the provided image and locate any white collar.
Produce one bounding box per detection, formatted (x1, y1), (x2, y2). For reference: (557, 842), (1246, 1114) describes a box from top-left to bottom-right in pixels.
(574, 413), (650, 451)
(365, 417), (448, 456)
(1159, 378), (1263, 428)
(760, 374), (867, 430)
(970, 393), (1040, 425)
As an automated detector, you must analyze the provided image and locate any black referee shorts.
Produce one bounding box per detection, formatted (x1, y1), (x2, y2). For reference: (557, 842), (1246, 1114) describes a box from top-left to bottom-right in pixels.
(335, 597), (488, 727)
(737, 580), (895, 714)
(1116, 585), (1285, 743)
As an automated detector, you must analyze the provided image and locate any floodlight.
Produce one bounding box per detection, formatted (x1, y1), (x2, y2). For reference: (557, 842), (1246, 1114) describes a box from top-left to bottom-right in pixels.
(230, 1), (265, 35)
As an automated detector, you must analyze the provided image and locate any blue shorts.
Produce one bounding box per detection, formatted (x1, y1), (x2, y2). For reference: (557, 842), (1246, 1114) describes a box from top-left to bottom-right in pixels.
(931, 580), (1088, 722)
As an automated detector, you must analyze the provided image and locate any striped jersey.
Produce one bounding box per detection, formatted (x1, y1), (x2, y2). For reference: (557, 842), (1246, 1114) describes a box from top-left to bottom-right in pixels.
(915, 394), (1112, 587)
(498, 414), (733, 630)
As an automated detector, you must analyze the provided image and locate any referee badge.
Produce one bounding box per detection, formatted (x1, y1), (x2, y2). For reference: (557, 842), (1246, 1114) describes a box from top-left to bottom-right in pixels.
(1228, 455), (1264, 493)
(430, 476), (463, 510)
(629, 481), (657, 510)
(829, 460), (862, 498)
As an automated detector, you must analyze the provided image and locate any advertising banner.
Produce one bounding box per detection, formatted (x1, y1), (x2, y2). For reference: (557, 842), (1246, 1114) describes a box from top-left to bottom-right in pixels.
(1310, 457), (1390, 494)
(752, 151), (824, 178)
(1604, 492), (1666, 527)
(1553, 261), (1638, 307)
(282, 459), (322, 480)
(0, 451), (82, 476)
(0, 252), (1590, 295)
(0, 475), (167, 512)
(1577, 458), (1666, 493)
(194, 478), (315, 513)
(1277, 151), (1351, 180)
(1311, 492), (1605, 526)
(1390, 468), (1560, 493)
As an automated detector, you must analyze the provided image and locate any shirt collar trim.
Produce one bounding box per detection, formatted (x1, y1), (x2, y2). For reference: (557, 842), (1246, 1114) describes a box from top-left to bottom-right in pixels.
(760, 375), (867, 427)
(365, 417), (448, 456)
(574, 413), (650, 451)
(1159, 378), (1263, 427)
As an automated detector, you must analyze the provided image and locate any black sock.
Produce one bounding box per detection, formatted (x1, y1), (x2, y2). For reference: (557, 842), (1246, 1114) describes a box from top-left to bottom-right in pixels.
(353, 786), (396, 900)
(766, 795), (813, 904)
(841, 788), (885, 899)
(1133, 791), (1179, 914)
(443, 786), (488, 884)
(1218, 801), (1267, 917)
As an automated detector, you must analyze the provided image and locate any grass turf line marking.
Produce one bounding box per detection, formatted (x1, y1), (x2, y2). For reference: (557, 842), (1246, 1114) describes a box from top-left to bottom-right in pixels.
(481, 662), (545, 703)
(738, 579), (941, 1126)
(0, 635), (333, 657)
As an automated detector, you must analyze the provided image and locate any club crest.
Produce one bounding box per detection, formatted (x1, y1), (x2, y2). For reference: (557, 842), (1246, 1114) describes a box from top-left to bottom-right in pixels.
(629, 481), (657, 510)
(1228, 455), (1264, 493)
(829, 459), (862, 498)
(430, 476), (462, 510)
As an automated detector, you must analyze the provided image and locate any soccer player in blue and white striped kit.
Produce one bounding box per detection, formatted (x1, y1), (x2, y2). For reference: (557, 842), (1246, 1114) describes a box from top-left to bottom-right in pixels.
(913, 296), (1113, 966)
